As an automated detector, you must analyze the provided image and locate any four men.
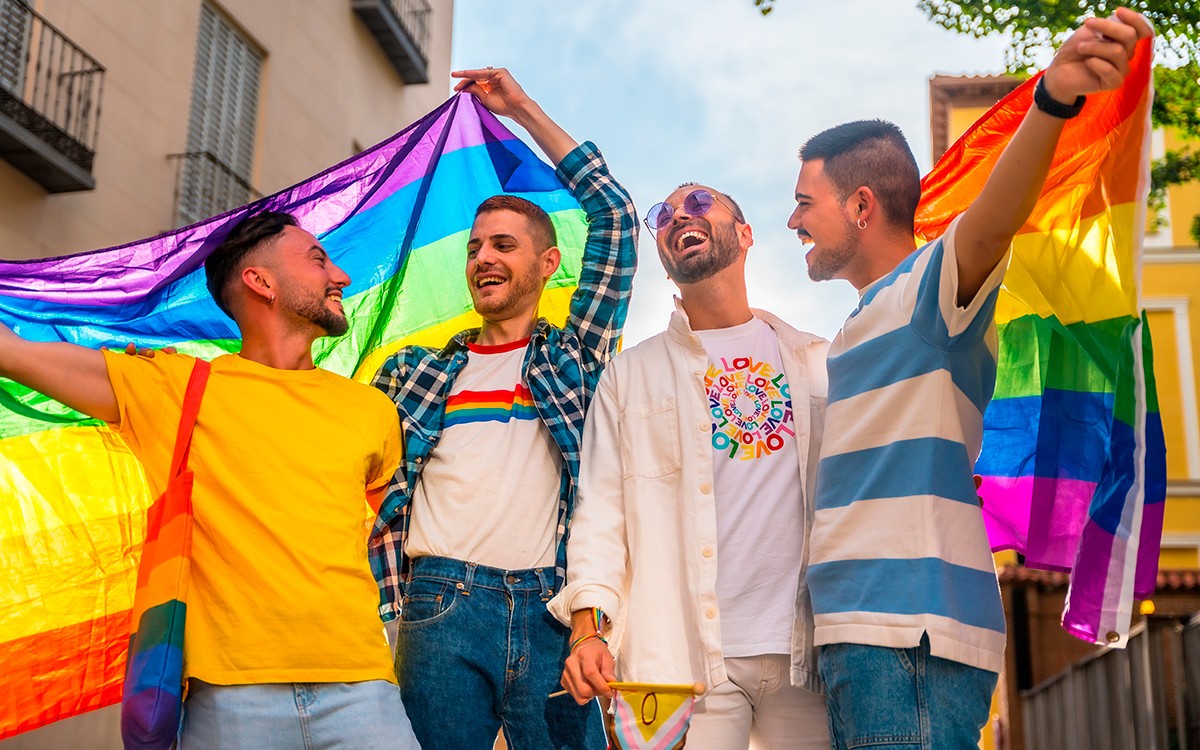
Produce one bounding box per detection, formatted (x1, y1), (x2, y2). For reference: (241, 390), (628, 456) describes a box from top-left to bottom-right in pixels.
(4, 6), (1152, 748)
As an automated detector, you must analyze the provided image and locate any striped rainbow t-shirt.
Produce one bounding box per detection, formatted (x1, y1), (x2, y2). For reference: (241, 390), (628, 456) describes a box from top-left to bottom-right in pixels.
(807, 222), (1009, 673)
(406, 337), (561, 570)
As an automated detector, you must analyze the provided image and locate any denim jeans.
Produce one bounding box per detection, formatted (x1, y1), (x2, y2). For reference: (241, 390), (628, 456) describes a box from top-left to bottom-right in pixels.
(818, 635), (997, 749)
(394, 556), (605, 750)
(178, 679), (419, 749)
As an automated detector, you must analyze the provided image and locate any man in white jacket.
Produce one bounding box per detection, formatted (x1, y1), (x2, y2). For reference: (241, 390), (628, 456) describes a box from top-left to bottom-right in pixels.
(549, 183), (831, 748)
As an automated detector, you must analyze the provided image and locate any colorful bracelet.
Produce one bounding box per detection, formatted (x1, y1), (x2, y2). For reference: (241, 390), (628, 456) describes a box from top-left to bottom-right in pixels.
(570, 632), (608, 654)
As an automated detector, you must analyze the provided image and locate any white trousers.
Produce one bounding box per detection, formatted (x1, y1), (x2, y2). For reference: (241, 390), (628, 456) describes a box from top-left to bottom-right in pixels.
(686, 654), (830, 750)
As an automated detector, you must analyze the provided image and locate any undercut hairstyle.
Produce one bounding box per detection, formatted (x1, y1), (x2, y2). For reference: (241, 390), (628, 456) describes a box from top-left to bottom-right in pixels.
(205, 211), (298, 317)
(475, 195), (557, 251)
(676, 181), (746, 223)
(799, 120), (921, 234)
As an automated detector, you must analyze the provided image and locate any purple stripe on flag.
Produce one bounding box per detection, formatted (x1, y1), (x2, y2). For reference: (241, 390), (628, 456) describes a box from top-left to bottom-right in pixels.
(1136, 499), (1164, 598)
(1060, 518), (1119, 643)
(981, 474), (1097, 571)
(0, 94), (507, 305)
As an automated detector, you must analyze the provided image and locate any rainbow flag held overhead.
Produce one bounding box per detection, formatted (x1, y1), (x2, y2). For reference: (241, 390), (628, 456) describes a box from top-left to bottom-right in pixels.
(0, 93), (588, 739)
(914, 38), (1166, 646)
(605, 682), (697, 750)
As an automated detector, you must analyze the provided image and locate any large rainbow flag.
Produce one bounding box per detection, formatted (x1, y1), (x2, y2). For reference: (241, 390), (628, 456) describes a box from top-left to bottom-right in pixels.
(915, 38), (1166, 646)
(0, 93), (588, 739)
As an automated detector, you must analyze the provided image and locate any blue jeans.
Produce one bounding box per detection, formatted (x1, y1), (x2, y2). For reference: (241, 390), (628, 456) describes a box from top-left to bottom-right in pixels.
(818, 635), (997, 749)
(178, 679), (419, 749)
(394, 556), (605, 750)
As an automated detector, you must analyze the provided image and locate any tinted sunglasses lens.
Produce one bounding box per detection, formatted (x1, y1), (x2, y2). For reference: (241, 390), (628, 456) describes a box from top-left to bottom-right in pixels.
(683, 190), (714, 217)
(645, 202), (673, 233)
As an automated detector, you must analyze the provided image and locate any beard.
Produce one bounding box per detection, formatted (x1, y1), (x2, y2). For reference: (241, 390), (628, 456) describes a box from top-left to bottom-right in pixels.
(662, 220), (741, 285)
(280, 286), (350, 337)
(471, 263), (544, 318)
(805, 220), (859, 282)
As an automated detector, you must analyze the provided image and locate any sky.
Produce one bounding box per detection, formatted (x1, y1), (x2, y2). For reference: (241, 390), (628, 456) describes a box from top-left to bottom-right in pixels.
(449, 1), (1015, 344)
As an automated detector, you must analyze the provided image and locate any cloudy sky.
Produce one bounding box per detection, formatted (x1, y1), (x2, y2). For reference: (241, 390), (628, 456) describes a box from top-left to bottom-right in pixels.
(450, 1), (1014, 343)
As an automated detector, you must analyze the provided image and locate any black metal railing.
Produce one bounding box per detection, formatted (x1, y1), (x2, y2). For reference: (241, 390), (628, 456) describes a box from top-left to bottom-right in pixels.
(169, 151), (261, 228)
(352, 0), (431, 84)
(384, 0), (430, 64)
(0, 0), (104, 175)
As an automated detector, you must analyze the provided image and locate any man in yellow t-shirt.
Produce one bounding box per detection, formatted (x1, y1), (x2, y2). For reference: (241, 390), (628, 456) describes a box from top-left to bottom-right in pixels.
(0, 212), (419, 749)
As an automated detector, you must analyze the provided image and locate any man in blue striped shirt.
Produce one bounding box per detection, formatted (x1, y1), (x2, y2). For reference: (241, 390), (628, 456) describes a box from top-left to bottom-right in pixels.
(787, 9), (1151, 748)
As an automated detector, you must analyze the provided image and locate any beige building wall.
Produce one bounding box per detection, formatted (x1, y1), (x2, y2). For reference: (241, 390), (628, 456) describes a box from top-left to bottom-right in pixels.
(0, 0), (454, 261)
(0, 1), (451, 747)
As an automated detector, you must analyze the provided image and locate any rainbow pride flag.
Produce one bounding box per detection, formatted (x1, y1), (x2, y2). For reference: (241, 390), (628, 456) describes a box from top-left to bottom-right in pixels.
(605, 683), (697, 750)
(914, 38), (1166, 646)
(0, 93), (587, 739)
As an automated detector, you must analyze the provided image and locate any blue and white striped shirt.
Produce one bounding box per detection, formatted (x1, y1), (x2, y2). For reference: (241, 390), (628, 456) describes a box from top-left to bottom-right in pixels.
(808, 223), (1008, 673)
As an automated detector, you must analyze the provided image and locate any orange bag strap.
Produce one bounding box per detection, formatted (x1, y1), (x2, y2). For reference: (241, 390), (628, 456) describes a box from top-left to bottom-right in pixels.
(168, 359), (211, 478)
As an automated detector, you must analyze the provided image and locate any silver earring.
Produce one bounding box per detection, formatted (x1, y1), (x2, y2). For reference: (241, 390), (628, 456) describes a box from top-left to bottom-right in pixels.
(269, 293), (276, 304)
(857, 218), (867, 230)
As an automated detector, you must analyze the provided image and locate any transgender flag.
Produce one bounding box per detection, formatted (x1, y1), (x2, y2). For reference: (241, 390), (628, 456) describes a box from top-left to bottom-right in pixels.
(915, 38), (1166, 646)
(0, 93), (588, 739)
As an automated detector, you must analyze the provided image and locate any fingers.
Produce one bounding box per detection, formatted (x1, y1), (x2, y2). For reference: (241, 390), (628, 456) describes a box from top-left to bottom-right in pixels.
(1114, 7), (1154, 40)
(560, 641), (614, 705)
(1083, 55), (1129, 89)
(1084, 15), (1139, 58)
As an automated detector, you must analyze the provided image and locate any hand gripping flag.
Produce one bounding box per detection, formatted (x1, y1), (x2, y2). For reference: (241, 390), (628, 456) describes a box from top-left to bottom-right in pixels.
(915, 37), (1166, 646)
(605, 682), (702, 750)
(0, 93), (587, 739)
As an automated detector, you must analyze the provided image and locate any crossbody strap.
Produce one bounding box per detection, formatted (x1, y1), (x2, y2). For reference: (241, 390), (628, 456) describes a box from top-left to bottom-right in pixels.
(168, 359), (211, 479)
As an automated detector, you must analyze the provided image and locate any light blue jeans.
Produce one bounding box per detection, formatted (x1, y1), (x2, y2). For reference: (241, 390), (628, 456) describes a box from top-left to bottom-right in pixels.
(178, 679), (420, 749)
(818, 634), (996, 749)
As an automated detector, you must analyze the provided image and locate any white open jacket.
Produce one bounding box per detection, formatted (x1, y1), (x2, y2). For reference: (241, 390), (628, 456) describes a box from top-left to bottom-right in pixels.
(548, 303), (829, 694)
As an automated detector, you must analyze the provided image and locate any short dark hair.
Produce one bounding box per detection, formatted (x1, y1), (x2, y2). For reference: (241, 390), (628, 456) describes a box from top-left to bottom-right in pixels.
(474, 195), (557, 251)
(205, 211), (298, 317)
(675, 182), (746, 223)
(799, 120), (920, 233)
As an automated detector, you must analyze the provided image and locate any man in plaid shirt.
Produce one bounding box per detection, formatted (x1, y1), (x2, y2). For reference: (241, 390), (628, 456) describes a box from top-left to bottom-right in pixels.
(370, 68), (637, 750)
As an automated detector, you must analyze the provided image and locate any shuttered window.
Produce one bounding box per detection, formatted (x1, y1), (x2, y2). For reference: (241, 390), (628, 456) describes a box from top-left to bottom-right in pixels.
(0, 0), (31, 95)
(176, 3), (262, 226)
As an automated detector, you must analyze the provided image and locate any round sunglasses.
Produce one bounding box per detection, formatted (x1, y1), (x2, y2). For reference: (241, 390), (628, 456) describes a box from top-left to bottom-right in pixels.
(643, 189), (736, 237)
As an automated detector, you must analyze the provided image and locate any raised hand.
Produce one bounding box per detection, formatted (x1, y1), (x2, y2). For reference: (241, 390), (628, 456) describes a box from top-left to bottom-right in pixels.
(1043, 7), (1153, 103)
(451, 66), (531, 119)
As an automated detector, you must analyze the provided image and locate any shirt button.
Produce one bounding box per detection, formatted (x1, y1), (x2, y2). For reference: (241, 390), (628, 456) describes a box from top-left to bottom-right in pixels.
(699, 483), (713, 495)
(705, 607), (717, 619)
(702, 546), (714, 558)
(415, 457), (423, 464)
(693, 370), (703, 379)
(698, 422), (708, 432)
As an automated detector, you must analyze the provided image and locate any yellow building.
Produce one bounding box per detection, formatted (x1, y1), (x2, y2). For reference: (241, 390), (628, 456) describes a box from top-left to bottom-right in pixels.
(0, 0), (452, 747)
(930, 74), (1200, 750)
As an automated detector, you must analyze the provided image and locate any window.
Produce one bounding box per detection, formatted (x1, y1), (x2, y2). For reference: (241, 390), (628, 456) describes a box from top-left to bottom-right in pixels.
(0, 0), (30, 96)
(175, 3), (262, 226)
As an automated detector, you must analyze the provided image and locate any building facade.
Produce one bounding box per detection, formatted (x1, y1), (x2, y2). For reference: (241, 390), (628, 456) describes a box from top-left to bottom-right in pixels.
(0, 1), (452, 747)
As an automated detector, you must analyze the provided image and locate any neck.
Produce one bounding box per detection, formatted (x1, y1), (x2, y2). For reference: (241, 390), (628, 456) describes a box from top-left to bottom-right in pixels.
(677, 271), (753, 331)
(237, 326), (319, 370)
(847, 228), (918, 291)
(476, 312), (538, 347)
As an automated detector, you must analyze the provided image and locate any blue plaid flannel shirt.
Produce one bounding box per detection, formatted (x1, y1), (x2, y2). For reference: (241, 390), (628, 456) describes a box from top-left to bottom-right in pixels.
(369, 142), (638, 619)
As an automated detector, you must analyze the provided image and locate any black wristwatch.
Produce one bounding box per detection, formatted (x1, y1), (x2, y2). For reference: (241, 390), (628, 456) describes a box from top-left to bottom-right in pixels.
(1034, 77), (1085, 119)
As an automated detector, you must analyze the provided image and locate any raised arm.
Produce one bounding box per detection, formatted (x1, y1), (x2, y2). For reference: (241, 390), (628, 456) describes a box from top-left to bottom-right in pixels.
(452, 67), (577, 164)
(453, 67), (639, 367)
(954, 7), (1152, 305)
(0, 324), (118, 423)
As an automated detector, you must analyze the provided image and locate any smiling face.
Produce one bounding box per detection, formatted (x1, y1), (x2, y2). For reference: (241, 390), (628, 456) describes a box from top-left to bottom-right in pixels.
(466, 209), (558, 321)
(788, 160), (860, 283)
(269, 225), (351, 337)
(655, 185), (746, 286)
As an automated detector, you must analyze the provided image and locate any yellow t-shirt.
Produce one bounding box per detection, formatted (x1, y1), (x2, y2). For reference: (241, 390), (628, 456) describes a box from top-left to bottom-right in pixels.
(102, 351), (401, 685)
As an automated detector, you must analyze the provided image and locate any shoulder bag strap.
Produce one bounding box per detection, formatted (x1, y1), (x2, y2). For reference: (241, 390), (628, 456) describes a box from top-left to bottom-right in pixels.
(167, 359), (211, 479)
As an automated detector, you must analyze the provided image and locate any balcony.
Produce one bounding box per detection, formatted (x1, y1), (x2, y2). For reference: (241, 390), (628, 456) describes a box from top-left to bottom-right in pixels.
(352, 0), (431, 85)
(0, 0), (104, 192)
(168, 151), (261, 228)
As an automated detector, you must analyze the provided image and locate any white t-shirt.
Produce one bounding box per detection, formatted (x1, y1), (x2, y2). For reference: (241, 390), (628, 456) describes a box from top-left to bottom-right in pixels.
(406, 338), (561, 570)
(696, 317), (805, 657)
